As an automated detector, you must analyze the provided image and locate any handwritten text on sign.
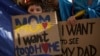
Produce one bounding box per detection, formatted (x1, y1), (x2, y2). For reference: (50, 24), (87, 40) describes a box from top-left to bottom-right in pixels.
(16, 31), (60, 56)
(12, 12), (61, 56)
(59, 19), (100, 56)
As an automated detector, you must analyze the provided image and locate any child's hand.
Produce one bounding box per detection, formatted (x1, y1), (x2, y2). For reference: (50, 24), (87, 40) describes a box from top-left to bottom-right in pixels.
(67, 10), (85, 25)
(67, 16), (76, 25)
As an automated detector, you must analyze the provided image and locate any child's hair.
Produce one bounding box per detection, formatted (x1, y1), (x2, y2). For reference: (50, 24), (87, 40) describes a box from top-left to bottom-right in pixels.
(27, 0), (43, 10)
(20, 0), (44, 11)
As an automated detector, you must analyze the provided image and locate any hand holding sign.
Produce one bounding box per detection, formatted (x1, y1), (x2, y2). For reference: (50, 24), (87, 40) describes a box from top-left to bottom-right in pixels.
(67, 10), (85, 25)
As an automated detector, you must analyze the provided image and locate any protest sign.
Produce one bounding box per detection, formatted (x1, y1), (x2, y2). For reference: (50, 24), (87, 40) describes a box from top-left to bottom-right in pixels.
(12, 12), (62, 56)
(59, 19), (100, 56)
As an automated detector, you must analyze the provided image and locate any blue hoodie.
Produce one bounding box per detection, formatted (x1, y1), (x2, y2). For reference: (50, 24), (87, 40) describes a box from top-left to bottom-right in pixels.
(59, 0), (100, 21)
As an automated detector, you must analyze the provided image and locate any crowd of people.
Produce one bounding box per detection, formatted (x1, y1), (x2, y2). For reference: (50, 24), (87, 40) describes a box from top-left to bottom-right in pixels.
(0, 0), (100, 56)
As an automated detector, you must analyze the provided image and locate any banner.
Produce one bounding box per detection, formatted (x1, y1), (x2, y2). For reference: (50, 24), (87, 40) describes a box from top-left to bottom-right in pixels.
(59, 19), (100, 56)
(12, 12), (62, 56)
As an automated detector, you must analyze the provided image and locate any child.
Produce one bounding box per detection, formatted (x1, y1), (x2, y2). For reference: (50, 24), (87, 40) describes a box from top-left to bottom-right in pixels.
(26, 0), (43, 14)
(18, 0), (44, 14)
